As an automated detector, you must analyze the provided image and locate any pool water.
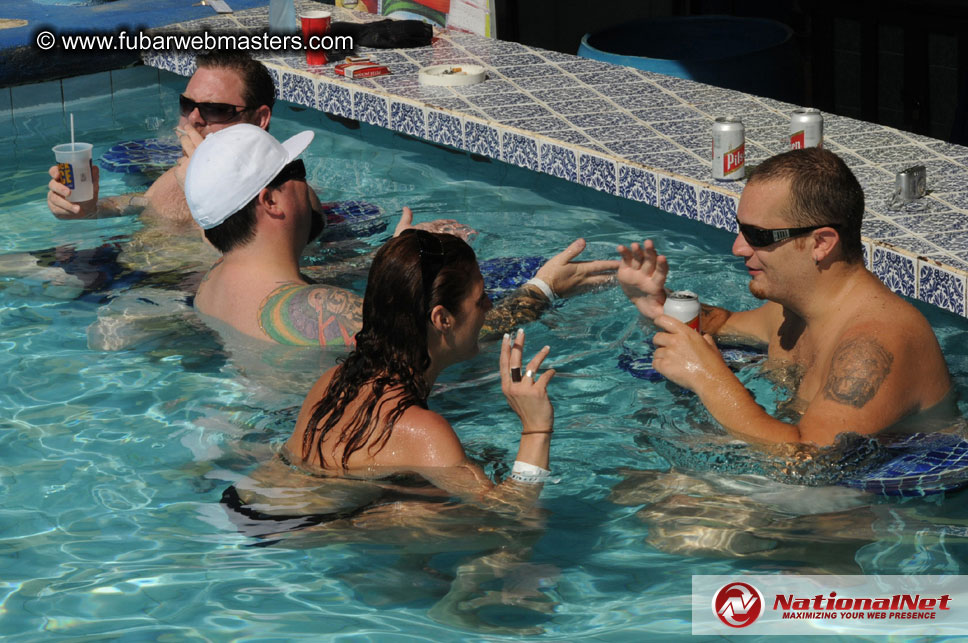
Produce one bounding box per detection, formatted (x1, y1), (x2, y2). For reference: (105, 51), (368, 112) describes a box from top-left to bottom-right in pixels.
(3, 70), (968, 641)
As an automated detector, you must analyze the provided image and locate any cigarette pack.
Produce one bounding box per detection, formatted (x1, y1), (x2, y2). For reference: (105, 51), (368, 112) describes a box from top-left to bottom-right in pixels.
(335, 58), (390, 79)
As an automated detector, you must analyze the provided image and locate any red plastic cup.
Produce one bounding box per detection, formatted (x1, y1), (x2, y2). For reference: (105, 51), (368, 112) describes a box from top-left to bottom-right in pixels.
(300, 10), (331, 66)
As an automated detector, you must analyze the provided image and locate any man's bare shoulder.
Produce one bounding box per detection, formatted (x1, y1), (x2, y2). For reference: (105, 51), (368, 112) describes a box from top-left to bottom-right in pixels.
(258, 283), (362, 347)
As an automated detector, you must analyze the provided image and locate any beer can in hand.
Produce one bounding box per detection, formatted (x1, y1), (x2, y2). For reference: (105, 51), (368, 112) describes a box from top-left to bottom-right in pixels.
(664, 290), (701, 331)
(711, 117), (745, 181)
(790, 108), (823, 149)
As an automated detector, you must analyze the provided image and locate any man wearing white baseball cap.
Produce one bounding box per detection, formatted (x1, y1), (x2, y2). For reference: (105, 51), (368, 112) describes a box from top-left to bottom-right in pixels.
(187, 124), (362, 346)
(186, 124), (620, 348)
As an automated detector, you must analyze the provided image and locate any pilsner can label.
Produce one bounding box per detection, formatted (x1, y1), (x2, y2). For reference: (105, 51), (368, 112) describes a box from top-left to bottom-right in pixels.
(664, 290), (701, 331)
(790, 108), (823, 149)
(712, 117), (745, 180)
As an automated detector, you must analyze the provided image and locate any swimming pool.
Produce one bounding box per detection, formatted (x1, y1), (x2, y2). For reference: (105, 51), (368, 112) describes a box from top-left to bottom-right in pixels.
(3, 69), (968, 640)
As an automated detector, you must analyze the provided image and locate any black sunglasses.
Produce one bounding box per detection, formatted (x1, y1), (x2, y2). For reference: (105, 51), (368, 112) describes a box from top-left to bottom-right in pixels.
(179, 94), (250, 124)
(738, 223), (840, 248)
(267, 160), (307, 188)
(402, 229), (446, 316)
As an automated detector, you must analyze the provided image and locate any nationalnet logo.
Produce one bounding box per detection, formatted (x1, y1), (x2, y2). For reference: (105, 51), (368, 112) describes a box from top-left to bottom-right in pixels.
(713, 582), (764, 627)
(694, 575), (968, 636)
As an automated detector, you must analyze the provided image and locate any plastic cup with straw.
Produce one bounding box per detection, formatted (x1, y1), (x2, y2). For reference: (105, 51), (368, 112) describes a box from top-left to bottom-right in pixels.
(52, 113), (94, 202)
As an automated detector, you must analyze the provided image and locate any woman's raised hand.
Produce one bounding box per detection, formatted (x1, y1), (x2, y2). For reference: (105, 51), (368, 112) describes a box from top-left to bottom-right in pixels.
(500, 329), (555, 435)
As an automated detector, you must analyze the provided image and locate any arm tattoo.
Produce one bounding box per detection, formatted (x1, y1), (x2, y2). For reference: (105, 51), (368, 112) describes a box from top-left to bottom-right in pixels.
(480, 284), (550, 339)
(258, 283), (362, 347)
(822, 337), (894, 408)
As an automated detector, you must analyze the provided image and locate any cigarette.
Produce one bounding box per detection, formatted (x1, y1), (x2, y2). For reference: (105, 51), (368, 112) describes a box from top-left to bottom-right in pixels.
(175, 128), (187, 135)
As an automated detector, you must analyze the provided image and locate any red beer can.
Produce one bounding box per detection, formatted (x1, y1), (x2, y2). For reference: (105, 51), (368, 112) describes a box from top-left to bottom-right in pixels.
(712, 117), (745, 181)
(790, 108), (823, 149)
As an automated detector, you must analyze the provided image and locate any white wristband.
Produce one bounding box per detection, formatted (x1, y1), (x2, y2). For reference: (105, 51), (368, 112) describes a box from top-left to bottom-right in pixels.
(525, 277), (556, 302)
(509, 460), (552, 484)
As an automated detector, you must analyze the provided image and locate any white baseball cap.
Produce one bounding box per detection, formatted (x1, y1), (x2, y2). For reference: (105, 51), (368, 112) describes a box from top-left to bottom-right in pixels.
(184, 124), (315, 230)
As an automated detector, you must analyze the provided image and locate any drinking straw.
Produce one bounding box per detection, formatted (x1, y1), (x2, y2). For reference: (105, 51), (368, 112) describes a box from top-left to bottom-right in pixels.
(70, 113), (75, 151)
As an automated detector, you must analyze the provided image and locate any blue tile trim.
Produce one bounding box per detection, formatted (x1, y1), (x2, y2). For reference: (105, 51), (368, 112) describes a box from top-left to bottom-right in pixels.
(464, 120), (500, 157)
(280, 72), (316, 109)
(917, 261), (966, 316)
(540, 143), (578, 182)
(872, 247), (916, 298)
(618, 164), (657, 207)
(502, 131), (539, 171)
(579, 153), (617, 195)
(427, 110), (463, 149)
(660, 177), (699, 221)
(698, 189), (739, 232)
(354, 92), (388, 128)
(318, 83), (353, 118)
(390, 101), (426, 138)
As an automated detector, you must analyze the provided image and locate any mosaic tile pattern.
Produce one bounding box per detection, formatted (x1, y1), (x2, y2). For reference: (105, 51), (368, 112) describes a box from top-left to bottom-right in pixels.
(145, 0), (968, 319)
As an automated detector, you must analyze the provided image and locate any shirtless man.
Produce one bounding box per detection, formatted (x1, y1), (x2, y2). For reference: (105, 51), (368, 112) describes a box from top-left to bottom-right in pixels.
(617, 148), (953, 446)
(185, 125), (618, 346)
(47, 50), (275, 226)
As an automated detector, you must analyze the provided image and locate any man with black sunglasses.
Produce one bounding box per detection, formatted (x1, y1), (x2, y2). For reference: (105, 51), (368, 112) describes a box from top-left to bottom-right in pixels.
(616, 148), (953, 446)
(46, 50), (276, 224)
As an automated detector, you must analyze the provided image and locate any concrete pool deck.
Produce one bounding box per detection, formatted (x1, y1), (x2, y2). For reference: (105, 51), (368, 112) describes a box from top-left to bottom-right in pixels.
(139, 1), (964, 320)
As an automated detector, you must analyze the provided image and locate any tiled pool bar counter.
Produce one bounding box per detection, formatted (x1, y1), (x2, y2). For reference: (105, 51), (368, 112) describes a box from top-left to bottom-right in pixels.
(145, 2), (968, 319)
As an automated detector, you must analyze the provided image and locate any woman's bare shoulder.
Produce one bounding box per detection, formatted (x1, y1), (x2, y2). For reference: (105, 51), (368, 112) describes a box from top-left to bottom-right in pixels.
(387, 406), (467, 468)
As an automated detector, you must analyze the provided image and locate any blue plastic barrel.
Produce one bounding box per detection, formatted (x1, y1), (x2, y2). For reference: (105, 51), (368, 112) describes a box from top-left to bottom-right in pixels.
(578, 16), (803, 103)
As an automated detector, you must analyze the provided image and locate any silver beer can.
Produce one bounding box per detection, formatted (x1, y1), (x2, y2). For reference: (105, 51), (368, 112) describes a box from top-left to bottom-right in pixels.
(790, 108), (823, 149)
(712, 116), (745, 181)
(664, 290), (701, 331)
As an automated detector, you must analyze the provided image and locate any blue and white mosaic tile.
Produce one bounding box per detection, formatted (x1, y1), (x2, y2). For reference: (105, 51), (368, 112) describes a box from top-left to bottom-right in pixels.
(660, 177), (699, 221)
(546, 99), (615, 116)
(482, 103), (553, 121)
(918, 262), (966, 315)
(427, 110), (463, 149)
(584, 124), (660, 143)
(872, 247), (916, 298)
(894, 211), (968, 234)
(618, 165), (658, 207)
(502, 131), (539, 171)
(465, 92), (532, 108)
(606, 91), (682, 109)
(390, 102), (425, 138)
(574, 70), (647, 86)
(852, 144), (933, 165)
(699, 190), (739, 232)
(354, 92), (388, 128)
(464, 120), (500, 157)
(318, 83), (353, 118)
(504, 116), (571, 134)
(566, 112), (637, 129)
(540, 143), (578, 182)
(603, 138), (679, 157)
(280, 72), (316, 108)
(579, 154), (617, 195)
(530, 87), (600, 104)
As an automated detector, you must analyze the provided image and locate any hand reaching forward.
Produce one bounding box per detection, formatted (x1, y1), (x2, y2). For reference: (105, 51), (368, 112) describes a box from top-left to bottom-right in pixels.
(616, 239), (669, 320)
(392, 207), (477, 242)
(534, 238), (619, 299)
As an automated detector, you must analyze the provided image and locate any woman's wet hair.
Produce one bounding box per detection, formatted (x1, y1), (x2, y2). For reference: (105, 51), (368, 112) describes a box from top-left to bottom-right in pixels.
(748, 148), (865, 263)
(302, 232), (478, 470)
